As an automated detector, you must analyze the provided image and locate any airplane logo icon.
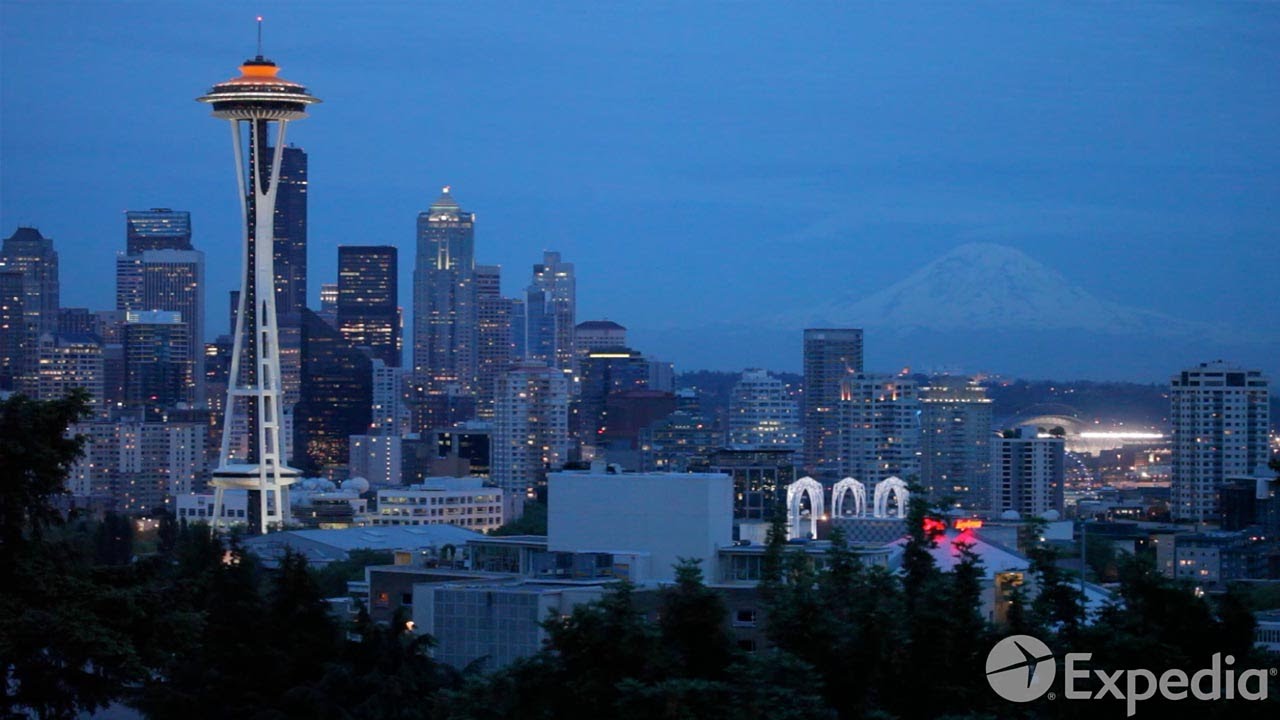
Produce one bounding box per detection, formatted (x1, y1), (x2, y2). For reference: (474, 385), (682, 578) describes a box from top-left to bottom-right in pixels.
(986, 635), (1057, 702)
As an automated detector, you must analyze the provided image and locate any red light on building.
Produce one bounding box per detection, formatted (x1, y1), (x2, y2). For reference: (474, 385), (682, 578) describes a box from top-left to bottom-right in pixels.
(954, 519), (984, 531)
(923, 518), (947, 535)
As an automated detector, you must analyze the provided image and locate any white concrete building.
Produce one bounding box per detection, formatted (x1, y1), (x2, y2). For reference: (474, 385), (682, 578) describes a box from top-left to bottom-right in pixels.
(992, 425), (1064, 517)
(838, 373), (921, 484)
(726, 369), (801, 452)
(1170, 362), (1270, 522)
(547, 470), (733, 582)
(176, 491), (247, 523)
(492, 362), (570, 518)
(373, 477), (504, 532)
(350, 433), (403, 487)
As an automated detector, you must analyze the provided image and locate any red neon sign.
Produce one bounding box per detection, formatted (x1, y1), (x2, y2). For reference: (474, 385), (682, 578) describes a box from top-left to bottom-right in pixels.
(922, 518), (947, 534)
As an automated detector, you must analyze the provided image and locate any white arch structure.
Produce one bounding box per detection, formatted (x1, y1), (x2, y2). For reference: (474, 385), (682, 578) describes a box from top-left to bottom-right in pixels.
(872, 476), (909, 518)
(830, 477), (867, 518)
(786, 476), (825, 540)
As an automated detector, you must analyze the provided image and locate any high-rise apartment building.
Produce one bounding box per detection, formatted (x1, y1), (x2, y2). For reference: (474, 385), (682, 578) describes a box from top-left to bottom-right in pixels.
(837, 373), (920, 484)
(802, 329), (863, 477)
(726, 369), (802, 452)
(919, 376), (994, 509)
(475, 264), (515, 417)
(1170, 362), (1271, 522)
(992, 425), (1065, 518)
(413, 187), (476, 391)
(370, 359), (409, 436)
(523, 251), (575, 375)
(32, 333), (104, 415)
(492, 363), (570, 518)
(116, 238), (205, 404)
(125, 209), (192, 253)
(122, 310), (191, 415)
(336, 245), (400, 367)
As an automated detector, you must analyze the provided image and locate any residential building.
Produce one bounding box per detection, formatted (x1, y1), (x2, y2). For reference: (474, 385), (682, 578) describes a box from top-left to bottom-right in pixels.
(492, 363), (570, 518)
(802, 328), (863, 477)
(1170, 362), (1270, 522)
(992, 425), (1065, 517)
(726, 369), (802, 452)
(837, 373), (921, 484)
(919, 376), (994, 509)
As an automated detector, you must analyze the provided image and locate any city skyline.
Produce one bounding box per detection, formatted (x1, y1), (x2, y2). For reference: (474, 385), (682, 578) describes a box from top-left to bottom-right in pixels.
(3, 3), (1279, 381)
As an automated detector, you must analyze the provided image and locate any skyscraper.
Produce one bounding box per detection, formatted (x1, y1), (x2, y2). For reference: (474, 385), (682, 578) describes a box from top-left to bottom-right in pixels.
(414, 187), (476, 391)
(726, 369), (803, 451)
(1170, 362), (1271, 522)
(575, 347), (653, 442)
(919, 376), (994, 509)
(294, 309), (373, 477)
(125, 209), (192, 253)
(0, 270), (24, 391)
(492, 363), (570, 519)
(122, 310), (191, 416)
(336, 245), (400, 367)
(1, 227), (60, 382)
(198, 45), (319, 533)
(992, 426), (1065, 518)
(273, 146), (308, 316)
(837, 373), (921, 484)
(475, 264), (515, 418)
(575, 320), (627, 355)
(33, 333), (104, 416)
(802, 328), (863, 477)
(116, 236), (205, 405)
(523, 251), (575, 375)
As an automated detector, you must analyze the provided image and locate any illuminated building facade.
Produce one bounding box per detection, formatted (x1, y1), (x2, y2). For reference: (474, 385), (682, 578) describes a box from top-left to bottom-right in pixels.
(413, 187), (476, 391)
(34, 333), (104, 415)
(919, 376), (994, 509)
(125, 209), (192, 253)
(295, 308), (372, 477)
(1170, 362), (1270, 522)
(0, 270), (23, 390)
(492, 363), (570, 518)
(116, 242), (205, 405)
(837, 373), (920, 484)
(726, 369), (801, 452)
(802, 328), (863, 477)
(475, 263), (515, 418)
(1, 227), (59, 381)
(523, 251), (576, 375)
(122, 310), (191, 416)
(337, 245), (400, 366)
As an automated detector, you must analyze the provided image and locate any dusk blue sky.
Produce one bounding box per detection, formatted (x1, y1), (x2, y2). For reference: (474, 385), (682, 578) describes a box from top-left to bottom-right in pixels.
(3, 2), (1278, 379)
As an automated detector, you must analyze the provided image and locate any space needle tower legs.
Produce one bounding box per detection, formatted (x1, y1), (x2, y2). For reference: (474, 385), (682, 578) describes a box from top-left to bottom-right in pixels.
(199, 29), (320, 534)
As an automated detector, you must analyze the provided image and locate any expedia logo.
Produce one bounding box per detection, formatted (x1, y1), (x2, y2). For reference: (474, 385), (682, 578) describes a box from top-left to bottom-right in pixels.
(986, 634), (1056, 702)
(985, 635), (1276, 716)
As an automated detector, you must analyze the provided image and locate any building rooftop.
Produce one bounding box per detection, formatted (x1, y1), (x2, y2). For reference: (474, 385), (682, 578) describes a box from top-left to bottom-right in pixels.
(576, 320), (626, 331)
(244, 525), (483, 565)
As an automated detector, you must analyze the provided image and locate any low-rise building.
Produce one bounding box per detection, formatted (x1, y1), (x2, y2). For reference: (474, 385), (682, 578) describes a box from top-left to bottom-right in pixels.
(372, 477), (504, 532)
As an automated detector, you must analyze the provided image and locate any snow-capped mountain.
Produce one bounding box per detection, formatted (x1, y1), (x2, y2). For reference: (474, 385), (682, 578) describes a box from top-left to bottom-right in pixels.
(803, 242), (1208, 337)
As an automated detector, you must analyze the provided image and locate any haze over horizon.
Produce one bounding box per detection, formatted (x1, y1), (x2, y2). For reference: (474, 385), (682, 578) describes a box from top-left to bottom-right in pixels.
(3, 2), (1278, 382)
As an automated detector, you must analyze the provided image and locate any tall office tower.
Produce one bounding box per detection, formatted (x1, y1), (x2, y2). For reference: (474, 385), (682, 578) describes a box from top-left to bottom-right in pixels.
(726, 369), (802, 452)
(575, 320), (626, 355)
(0, 270), (23, 390)
(802, 328), (864, 477)
(413, 187), (476, 391)
(1170, 362), (1271, 522)
(33, 333), (104, 415)
(523, 251), (576, 375)
(122, 310), (192, 416)
(992, 425), (1065, 517)
(116, 243), (206, 404)
(370, 358), (409, 435)
(294, 309), (373, 478)
(475, 264), (515, 418)
(919, 376), (994, 509)
(640, 405), (719, 473)
(492, 363), (570, 519)
(336, 245), (400, 366)
(126, 209), (192, 253)
(575, 347), (652, 441)
(837, 373), (921, 484)
(1, 228), (60, 379)
(198, 45), (319, 533)
(272, 146), (308, 315)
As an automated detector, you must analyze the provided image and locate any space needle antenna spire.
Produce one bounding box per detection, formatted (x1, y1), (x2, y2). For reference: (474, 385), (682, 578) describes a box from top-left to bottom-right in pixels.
(256, 16), (263, 57)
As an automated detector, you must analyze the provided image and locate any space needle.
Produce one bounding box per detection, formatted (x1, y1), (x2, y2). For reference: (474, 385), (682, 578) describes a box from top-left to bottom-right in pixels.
(199, 21), (320, 533)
